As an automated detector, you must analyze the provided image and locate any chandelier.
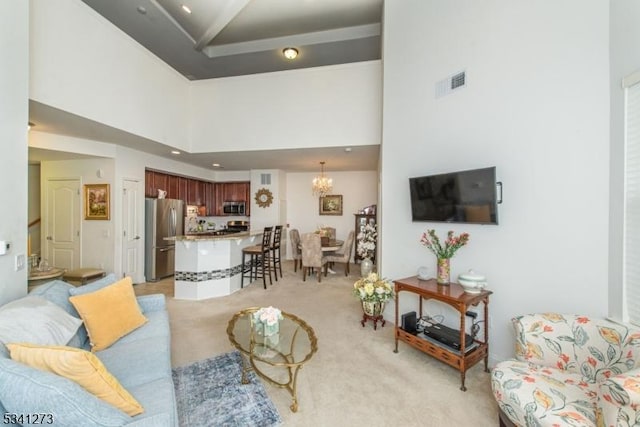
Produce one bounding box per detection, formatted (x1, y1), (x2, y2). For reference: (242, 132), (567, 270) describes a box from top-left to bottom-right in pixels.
(312, 161), (333, 197)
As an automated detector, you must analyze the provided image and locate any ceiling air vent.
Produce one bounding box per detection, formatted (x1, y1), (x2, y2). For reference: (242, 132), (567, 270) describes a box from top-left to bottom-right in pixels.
(260, 173), (271, 185)
(435, 70), (467, 98)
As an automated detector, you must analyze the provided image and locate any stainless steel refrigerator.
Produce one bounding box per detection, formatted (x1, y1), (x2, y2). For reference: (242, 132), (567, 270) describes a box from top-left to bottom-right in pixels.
(145, 198), (183, 281)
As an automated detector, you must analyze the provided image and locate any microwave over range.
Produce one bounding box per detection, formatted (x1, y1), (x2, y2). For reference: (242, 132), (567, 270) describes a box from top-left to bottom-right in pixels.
(223, 201), (245, 215)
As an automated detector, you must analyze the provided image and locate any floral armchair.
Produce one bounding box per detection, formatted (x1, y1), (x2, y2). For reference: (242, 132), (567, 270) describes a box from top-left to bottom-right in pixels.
(491, 313), (640, 427)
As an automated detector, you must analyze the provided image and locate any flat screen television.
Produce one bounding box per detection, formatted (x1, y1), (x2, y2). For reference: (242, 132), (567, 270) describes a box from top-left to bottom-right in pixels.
(409, 167), (499, 224)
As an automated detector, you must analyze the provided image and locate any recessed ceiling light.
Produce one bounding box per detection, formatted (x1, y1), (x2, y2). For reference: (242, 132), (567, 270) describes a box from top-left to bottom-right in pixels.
(212, 163), (221, 168)
(282, 47), (298, 60)
(136, 6), (147, 14)
(344, 147), (352, 153)
(171, 150), (180, 155)
(181, 4), (192, 14)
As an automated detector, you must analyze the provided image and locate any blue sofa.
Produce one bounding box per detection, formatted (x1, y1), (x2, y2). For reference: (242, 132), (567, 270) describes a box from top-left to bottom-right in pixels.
(0, 278), (177, 426)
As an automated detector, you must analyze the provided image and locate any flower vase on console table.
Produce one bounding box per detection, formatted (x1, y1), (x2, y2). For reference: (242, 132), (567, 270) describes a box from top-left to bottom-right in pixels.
(420, 229), (470, 286)
(436, 258), (450, 285)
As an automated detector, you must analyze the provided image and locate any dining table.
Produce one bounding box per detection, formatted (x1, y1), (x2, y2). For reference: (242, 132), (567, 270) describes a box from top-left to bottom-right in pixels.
(321, 239), (344, 252)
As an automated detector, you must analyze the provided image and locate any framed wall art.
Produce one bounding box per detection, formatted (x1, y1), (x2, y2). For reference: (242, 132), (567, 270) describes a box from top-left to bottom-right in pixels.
(84, 184), (110, 220)
(319, 195), (343, 216)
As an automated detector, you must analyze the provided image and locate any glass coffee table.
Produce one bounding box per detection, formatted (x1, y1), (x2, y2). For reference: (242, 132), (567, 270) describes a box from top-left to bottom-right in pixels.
(227, 307), (318, 412)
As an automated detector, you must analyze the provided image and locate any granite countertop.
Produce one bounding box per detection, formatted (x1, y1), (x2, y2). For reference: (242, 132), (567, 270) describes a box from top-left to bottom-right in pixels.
(166, 231), (259, 241)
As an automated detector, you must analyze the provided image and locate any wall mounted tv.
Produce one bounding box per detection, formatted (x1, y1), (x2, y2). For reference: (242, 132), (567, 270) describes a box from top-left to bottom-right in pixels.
(409, 167), (499, 224)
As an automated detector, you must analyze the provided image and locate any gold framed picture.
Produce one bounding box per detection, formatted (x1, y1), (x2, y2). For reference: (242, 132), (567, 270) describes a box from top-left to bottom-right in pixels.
(319, 195), (343, 216)
(84, 184), (110, 220)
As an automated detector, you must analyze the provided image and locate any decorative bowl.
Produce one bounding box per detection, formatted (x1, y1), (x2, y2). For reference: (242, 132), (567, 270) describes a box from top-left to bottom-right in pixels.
(417, 266), (430, 280)
(457, 270), (487, 294)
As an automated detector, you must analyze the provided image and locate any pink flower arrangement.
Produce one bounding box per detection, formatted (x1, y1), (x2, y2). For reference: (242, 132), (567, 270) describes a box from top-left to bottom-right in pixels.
(253, 306), (283, 326)
(420, 229), (470, 259)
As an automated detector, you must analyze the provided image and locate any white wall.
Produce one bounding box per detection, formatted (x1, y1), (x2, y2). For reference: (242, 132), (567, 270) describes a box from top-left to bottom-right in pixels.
(40, 158), (116, 272)
(188, 61), (382, 152)
(381, 0), (610, 364)
(249, 170), (286, 233)
(609, 1), (640, 320)
(286, 171), (378, 260)
(30, 132), (226, 281)
(0, 0), (29, 305)
(30, 0), (190, 151)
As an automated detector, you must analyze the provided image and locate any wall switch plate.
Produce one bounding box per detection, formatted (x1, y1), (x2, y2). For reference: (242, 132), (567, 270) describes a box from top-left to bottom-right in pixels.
(15, 254), (25, 271)
(0, 240), (9, 255)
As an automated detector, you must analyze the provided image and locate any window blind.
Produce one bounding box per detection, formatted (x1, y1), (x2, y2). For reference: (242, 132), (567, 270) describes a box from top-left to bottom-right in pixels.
(625, 79), (640, 325)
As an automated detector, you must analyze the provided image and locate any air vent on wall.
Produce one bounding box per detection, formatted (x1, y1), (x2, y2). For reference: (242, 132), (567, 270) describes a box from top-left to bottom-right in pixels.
(260, 173), (271, 185)
(435, 70), (466, 98)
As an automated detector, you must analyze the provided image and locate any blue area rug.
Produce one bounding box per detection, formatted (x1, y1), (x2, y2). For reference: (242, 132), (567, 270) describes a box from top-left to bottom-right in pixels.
(172, 351), (282, 427)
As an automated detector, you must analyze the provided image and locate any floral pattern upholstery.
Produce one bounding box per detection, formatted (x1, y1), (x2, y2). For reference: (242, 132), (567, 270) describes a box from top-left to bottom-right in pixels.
(289, 229), (302, 271)
(491, 313), (640, 427)
(326, 231), (355, 276)
(300, 233), (327, 282)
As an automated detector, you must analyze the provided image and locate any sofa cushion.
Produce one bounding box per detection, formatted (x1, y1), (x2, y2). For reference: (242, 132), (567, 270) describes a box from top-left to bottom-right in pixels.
(29, 279), (89, 346)
(98, 335), (171, 390)
(0, 357), (131, 426)
(492, 359), (598, 426)
(0, 296), (82, 346)
(69, 277), (148, 352)
(7, 343), (144, 416)
(29, 279), (79, 316)
(68, 273), (118, 296)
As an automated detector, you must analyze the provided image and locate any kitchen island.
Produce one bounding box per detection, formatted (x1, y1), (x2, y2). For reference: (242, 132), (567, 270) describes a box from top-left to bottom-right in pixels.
(168, 231), (262, 300)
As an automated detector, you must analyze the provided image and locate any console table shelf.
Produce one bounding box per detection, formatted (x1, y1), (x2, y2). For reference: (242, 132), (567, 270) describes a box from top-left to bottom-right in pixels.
(393, 276), (492, 391)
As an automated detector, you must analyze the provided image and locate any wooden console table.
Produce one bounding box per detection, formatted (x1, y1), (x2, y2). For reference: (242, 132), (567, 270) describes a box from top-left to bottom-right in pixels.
(393, 276), (492, 391)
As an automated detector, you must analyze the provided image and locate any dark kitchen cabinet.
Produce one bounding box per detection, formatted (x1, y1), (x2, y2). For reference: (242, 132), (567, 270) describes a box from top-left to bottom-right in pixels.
(167, 175), (179, 199)
(145, 169), (247, 216)
(212, 182), (250, 215)
(145, 170), (155, 197)
(178, 177), (188, 203)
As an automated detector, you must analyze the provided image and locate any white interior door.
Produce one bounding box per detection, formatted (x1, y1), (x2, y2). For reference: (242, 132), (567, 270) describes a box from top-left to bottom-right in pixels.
(122, 179), (143, 282)
(45, 179), (81, 269)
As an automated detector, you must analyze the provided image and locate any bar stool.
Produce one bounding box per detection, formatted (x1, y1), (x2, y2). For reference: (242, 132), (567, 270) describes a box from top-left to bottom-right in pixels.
(241, 227), (273, 289)
(270, 225), (283, 281)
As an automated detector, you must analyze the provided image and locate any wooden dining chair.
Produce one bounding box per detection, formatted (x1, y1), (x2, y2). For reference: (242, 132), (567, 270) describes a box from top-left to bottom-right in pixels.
(241, 226), (273, 289)
(289, 229), (302, 272)
(325, 230), (355, 276)
(300, 233), (328, 283)
(270, 225), (283, 281)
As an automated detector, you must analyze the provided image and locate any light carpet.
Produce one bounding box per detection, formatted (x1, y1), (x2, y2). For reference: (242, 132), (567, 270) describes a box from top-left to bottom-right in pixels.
(136, 261), (499, 426)
(172, 351), (281, 427)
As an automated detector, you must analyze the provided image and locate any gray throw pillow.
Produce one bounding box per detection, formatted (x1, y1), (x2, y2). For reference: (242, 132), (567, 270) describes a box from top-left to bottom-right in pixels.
(0, 296), (82, 346)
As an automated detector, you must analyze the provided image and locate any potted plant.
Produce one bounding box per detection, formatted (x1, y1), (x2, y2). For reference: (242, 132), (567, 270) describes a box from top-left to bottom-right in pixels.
(356, 223), (377, 276)
(353, 272), (394, 328)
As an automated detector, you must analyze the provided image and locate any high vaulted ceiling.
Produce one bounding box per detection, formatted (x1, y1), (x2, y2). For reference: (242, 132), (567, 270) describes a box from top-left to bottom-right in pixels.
(81, 0), (382, 80)
(30, 0), (383, 172)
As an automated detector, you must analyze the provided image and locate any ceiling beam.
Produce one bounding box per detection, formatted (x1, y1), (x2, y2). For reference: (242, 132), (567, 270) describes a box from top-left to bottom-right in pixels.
(202, 23), (381, 58)
(194, 0), (252, 52)
(149, 0), (196, 43)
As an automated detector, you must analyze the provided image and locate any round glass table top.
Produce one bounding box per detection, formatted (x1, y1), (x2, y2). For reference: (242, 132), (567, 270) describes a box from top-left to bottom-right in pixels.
(227, 307), (318, 366)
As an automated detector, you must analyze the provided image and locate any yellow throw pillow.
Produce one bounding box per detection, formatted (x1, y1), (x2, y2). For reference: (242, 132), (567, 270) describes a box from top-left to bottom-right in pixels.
(7, 343), (144, 416)
(69, 276), (147, 352)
